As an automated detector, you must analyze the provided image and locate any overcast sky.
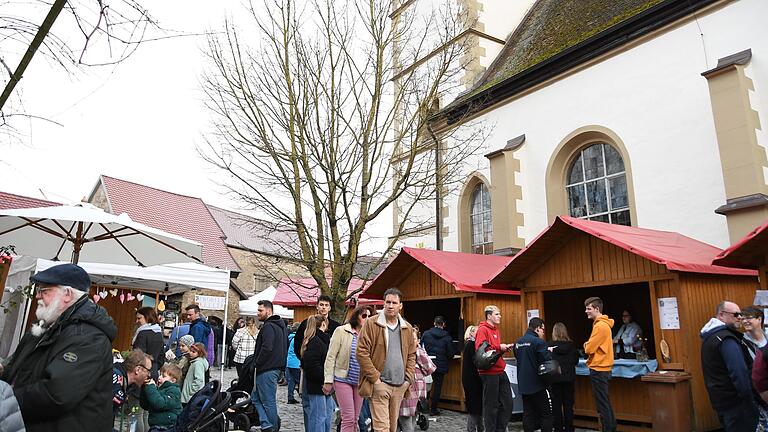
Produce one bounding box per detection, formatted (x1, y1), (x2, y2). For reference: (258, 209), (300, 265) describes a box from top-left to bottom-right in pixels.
(1, 0), (390, 254)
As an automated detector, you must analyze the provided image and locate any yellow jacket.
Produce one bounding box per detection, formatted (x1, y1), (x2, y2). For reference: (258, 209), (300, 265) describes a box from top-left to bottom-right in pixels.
(584, 315), (615, 371)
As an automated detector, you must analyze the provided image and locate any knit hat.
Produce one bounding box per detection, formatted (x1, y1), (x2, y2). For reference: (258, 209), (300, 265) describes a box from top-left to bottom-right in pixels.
(179, 335), (195, 347)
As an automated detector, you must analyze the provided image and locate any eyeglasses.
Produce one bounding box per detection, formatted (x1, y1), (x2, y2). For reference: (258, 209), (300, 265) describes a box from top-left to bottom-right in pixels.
(722, 311), (743, 318)
(137, 364), (151, 373)
(361, 314), (370, 318)
(33, 284), (59, 295)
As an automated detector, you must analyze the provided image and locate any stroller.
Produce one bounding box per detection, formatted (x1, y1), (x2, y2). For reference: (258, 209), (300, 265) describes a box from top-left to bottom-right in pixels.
(224, 354), (261, 431)
(149, 380), (251, 432)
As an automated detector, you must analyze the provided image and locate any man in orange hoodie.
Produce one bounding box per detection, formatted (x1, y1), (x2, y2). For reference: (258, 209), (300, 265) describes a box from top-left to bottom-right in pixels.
(583, 297), (616, 432)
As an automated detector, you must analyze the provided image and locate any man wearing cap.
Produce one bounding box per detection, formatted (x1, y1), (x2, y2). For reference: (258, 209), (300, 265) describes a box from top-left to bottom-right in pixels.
(1, 263), (117, 432)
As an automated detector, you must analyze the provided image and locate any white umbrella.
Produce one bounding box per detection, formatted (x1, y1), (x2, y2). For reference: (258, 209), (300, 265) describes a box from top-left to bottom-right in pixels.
(0, 204), (202, 266)
(239, 286), (293, 319)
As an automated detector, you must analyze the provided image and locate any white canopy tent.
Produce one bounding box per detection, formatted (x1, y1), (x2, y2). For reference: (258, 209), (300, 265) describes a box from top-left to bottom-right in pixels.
(34, 258), (230, 294)
(239, 286), (293, 319)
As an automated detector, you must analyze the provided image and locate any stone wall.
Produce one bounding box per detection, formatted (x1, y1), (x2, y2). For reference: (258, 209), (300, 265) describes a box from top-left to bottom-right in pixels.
(228, 247), (308, 295)
(180, 286), (242, 327)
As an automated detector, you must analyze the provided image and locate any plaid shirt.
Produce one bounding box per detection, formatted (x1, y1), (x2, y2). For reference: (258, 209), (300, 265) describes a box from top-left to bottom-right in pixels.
(231, 327), (258, 363)
(399, 345), (436, 417)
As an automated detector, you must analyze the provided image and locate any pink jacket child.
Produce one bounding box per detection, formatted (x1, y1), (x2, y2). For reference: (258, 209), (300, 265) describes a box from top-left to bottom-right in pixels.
(399, 344), (437, 417)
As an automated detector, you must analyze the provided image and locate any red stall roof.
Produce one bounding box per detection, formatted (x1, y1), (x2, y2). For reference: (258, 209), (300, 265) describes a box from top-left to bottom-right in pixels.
(713, 219), (768, 269)
(490, 216), (757, 284)
(361, 247), (518, 299)
(273, 277), (382, 307)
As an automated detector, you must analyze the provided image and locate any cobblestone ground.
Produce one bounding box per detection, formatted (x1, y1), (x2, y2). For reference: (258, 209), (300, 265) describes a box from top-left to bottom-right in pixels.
(217, 368), (594, 432)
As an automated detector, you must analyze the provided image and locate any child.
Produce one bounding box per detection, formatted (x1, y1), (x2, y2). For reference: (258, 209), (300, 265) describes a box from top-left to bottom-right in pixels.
(181, 342), (209, 404)
(140, 363), (183, 428)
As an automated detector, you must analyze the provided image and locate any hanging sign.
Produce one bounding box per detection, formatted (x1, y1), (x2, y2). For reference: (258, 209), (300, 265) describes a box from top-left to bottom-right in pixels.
(195, 295), (226, 311)
(526, 309), (540, 323)
(658, 297), (680, 330)
(754, 290), (768, 306)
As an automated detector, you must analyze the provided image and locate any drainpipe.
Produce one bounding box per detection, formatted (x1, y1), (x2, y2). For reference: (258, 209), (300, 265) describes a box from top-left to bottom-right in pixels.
(427, 123), (442, 250)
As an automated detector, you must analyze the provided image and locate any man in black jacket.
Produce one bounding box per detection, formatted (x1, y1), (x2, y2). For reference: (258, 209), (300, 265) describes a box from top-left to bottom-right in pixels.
(514, 317), (553, 432)
(1, 263), (117, 432)
(293, 294), (340, 429)
(251, 300), (287, 432)
(421, 315), (456, 415)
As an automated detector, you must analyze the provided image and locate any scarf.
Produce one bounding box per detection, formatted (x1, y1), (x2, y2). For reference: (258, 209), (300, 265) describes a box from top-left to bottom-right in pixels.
(132, 323), (162, 345)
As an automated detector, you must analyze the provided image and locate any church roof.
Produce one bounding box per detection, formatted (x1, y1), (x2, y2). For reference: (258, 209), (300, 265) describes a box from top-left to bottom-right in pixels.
(443, 0), (718, 123)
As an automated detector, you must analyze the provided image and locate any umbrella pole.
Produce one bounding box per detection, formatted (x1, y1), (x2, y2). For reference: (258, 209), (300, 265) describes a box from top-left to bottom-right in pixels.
(221, 283), (229, 383)
(72, 222), (84, 264)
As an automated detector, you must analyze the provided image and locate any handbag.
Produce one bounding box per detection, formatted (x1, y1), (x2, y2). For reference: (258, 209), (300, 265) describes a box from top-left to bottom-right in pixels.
(538, 359), (562, 384)
(474, 340), (504, 370)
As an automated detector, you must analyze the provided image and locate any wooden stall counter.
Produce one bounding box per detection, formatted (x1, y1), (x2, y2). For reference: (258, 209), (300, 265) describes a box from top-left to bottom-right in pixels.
(573, 359), (659, 431)
(436, 355), (466, 412)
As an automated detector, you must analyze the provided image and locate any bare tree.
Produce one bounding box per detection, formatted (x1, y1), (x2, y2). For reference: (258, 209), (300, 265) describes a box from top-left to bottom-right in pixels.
(201, 0), (488, 318)
(0, 0), (159, 133)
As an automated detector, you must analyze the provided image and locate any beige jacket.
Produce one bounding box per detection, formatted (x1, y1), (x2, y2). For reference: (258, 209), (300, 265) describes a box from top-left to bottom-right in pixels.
(356, 311), (416, 398)
(324, 323), (357, 383)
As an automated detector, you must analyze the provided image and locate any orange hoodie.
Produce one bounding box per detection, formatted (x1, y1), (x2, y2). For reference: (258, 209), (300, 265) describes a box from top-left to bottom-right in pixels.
(583, 315), (615, 371)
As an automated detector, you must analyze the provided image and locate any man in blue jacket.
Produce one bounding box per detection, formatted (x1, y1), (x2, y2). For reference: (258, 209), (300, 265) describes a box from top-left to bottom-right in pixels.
(251, 300), (288, 432)
(514, 317), (553, 432)
(700, 301), (758, 431)
(421, 315), (456, 415)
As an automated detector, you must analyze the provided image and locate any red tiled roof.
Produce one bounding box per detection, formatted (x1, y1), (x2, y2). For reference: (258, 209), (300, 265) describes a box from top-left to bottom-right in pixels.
(0, 191), (59, 210)
(273, 277), (382, 307)
(361, 247), (518, 299)
(96, 176), (240, 271)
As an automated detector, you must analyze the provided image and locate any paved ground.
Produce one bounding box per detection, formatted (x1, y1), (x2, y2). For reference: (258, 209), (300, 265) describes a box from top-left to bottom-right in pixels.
(216, 368), (595, 432)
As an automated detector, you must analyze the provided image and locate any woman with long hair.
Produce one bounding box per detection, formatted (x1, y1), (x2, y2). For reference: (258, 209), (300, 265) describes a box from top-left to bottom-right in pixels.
(227, 317), (246, 368)
(231, 317), (259, 378)
(548, 322), (578, 432)
(133, 307), (165, 379)
(462, 325), (484, 432)
(302, 314), (333, 432)
(181, 342), (209, 404)
(324, 307), (371, 432)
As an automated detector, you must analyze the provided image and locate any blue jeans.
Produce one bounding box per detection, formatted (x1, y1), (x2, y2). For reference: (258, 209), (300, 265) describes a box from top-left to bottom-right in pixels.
(359, 398), (371, 432)
(251, 369), (280, 430)
(301, 372), (310, 431)
(307, 393), (335, 432)
(286, 368), (301, 402)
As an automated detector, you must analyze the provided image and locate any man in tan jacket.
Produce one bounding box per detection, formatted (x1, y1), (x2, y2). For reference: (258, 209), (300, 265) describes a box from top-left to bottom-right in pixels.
(357, 288), (417, 432)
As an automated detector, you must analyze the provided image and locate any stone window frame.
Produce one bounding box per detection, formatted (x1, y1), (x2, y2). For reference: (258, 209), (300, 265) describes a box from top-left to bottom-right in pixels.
(470, 182), (494, 254)
(546, 125), (637, 225)
(458, 172), (494, 254)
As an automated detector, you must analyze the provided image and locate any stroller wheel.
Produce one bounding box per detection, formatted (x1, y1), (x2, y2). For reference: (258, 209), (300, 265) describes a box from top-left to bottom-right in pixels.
(417, 413), (429, 430)
(233, 413), (250, 431)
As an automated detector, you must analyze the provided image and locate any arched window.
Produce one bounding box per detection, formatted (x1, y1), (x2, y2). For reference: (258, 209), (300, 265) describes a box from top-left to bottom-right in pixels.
(470, 183), (493, 254)
(566, 143), (630, 225)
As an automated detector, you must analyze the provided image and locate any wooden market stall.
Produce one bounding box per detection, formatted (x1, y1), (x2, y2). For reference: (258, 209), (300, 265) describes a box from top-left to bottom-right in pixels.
(273, 277), (382, 323)
(713, 218), (768, 289)
(488, 216), (758, 432)
(360, 247), (521, 412)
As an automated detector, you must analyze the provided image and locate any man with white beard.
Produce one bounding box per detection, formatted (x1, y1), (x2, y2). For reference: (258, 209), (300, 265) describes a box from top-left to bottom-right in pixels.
(0, 263), (117, 432)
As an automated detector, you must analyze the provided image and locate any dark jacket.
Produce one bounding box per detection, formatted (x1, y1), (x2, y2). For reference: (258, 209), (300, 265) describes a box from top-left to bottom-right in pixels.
(421, 326), (455, 374)
(461, 340), (483, 415)
(700, 319), (754, 411)
(548, 340), (578, 383)
(253, 315), (288, 373)
(513, 329), (551, 395)
(294, 316), (340, 364)
(133, 325), (166, 379)
(0, 380), (25, 432)
(140, 381), (182, 427)
(2, 296), (116, 432)
(189, 319), (212, 348)
(302, 331), (331, 395)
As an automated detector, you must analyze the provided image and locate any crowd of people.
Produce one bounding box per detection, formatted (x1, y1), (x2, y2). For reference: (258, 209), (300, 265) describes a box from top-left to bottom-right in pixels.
(3, 262), (768, 432)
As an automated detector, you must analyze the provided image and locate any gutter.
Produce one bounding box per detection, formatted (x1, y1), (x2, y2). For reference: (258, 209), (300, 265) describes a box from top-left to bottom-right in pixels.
(444, 0), (722, 125)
